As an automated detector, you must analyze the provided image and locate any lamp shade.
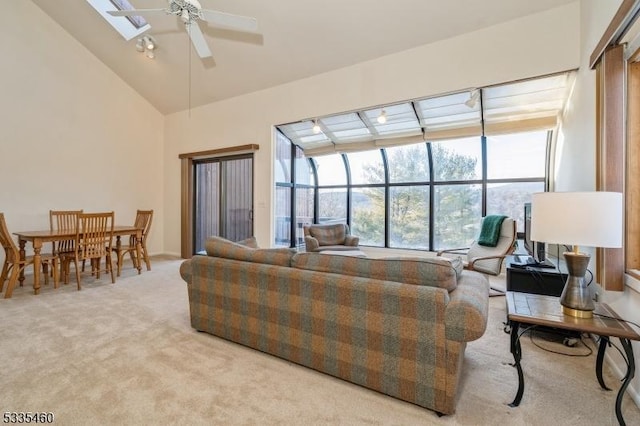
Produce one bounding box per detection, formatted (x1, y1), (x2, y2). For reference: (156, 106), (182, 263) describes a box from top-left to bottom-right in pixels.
(530, 191), (622, 248)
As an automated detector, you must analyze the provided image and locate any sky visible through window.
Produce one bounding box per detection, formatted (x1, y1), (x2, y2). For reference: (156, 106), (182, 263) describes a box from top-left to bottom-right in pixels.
(313, 131), (545, 186)
(109, 0), (148, 29)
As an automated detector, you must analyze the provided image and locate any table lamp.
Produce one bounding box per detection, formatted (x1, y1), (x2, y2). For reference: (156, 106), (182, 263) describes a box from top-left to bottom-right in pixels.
(530, 191), (623, 318)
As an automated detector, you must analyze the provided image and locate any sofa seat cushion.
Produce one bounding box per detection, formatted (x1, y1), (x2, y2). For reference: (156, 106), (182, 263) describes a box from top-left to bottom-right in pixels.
(205, 236), (296, 267)
(292, 252), (458, 292)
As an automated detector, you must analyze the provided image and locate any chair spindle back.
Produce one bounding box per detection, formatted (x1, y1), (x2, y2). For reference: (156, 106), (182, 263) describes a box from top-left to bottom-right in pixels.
(50, 210), (82, 254)
(78, 212), (114, 259)
(0, 213), (19, 263)
(130, 210), (153, 245)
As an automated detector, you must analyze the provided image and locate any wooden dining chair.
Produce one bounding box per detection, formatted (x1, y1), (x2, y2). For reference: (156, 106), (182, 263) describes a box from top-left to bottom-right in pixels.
(59, 212), (115, 290)
(0, 213), (59, 298)
(50, 210), (83, 276)
(112, 210), (153, 277)
(50, 210), (82, 254)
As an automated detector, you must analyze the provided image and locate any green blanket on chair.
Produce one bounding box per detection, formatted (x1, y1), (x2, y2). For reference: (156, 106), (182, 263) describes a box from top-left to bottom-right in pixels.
(477, 215), (507, 247)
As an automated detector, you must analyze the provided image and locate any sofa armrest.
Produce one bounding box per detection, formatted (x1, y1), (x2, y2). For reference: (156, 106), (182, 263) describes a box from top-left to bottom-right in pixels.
(444, 272), (489, 342)
(344, 235), (359, 246)
(304, 236), (320, 252)
(179, 259), (193, 284)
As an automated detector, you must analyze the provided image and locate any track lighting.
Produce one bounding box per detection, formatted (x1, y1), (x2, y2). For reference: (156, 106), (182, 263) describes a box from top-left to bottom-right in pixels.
(136, 35), (157, 59)
(145, 37), (155, 50)
(312, 120), (321, 134)
(465, 89), (480, 108)
(377, 109), (387, 124)
(135, 38), (145, 52)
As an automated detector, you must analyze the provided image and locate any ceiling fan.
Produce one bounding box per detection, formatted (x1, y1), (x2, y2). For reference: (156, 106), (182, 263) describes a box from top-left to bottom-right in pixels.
(108, 0), (258, 59)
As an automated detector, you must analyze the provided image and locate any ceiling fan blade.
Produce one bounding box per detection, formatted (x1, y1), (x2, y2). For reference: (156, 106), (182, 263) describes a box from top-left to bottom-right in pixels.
(186, 23), (213, 58)
(200, 10), (258, 33)
(107, 9), (166, 18)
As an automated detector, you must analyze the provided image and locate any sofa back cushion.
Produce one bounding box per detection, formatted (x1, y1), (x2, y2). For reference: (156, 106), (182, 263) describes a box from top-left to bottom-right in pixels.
(235, 236), (259, 248)
(205, 236), (295, 267)
(305, 224), (347, 245)
(291, 253), (459, 292)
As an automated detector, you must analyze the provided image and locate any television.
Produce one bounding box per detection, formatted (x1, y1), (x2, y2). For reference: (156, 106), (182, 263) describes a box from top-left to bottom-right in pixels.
(524, 202), (547, 263)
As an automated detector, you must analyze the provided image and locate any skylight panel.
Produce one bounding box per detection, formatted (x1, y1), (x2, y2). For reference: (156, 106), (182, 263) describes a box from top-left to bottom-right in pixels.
(276, 72), (575, 153)
(416, 92), (481, 132)
(322, 113), (371, 142)
(87, 0), (151, 41)
(110, 0), (147, 28)
(483, 74), (572, 127)
(278, 122), (332, 150)
(422, 112), (481, 128)
(363, 104), (422, 137)
(416, 92), (479, 117)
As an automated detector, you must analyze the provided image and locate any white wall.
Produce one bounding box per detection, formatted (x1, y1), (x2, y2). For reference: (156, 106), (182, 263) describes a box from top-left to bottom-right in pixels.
(163, 2), (581, 253)
(557, 0), (640, 407)
(0, 2), (164, 256)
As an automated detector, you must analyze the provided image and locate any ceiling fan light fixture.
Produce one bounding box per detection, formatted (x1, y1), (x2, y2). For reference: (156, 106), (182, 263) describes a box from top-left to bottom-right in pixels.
(108, 0), (259, 61)
(377, 109), (387, 124)
(312, 120), (321, 134)
(180, 9), (191, 24)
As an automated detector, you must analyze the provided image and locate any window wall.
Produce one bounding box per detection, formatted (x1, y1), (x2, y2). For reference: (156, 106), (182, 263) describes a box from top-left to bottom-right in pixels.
(275, 132), (316, 247)
(275, 130), (548, 250)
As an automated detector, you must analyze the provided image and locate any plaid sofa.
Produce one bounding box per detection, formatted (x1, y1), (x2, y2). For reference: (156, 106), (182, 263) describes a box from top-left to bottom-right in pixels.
(180, 237), (490, 415)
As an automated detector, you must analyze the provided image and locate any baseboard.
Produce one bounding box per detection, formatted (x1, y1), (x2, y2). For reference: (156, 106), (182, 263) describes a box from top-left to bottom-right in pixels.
(149, 251), (183, 259)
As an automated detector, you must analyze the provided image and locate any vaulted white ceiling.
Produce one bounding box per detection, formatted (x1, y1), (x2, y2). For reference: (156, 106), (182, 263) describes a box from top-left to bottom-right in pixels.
(32, 0), (576, 114)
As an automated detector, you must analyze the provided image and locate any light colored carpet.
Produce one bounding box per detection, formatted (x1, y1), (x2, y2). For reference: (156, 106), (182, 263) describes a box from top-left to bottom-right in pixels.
(1, 256), (638, 425)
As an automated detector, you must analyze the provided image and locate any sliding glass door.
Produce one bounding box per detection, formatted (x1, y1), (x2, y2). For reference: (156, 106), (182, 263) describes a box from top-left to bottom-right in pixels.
(193, 155), (253, 253)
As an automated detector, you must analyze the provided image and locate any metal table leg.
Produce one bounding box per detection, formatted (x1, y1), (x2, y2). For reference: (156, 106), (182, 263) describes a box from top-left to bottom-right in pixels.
(594, 334), (634, 426)
(509, 321), (524, 407)
(595, 335), (612, 391)
(615, 338), (635, 426)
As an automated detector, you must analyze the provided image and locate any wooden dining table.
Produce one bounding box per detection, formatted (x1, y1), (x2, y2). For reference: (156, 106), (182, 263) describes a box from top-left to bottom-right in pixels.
(13, 225), (143, 295)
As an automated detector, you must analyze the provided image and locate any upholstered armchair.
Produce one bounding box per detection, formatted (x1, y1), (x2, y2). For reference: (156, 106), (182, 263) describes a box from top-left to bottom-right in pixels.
(303, 223), (360, 252)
